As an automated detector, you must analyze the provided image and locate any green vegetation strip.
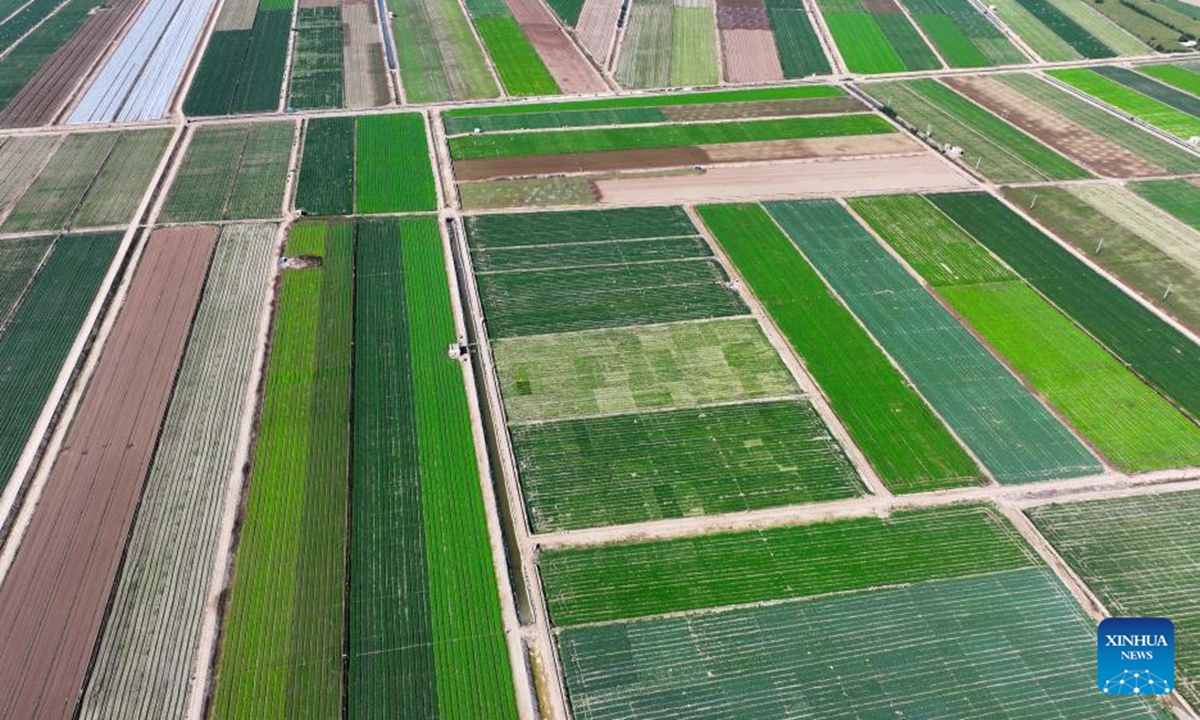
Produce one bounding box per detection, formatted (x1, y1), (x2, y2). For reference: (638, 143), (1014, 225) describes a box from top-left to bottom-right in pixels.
(541, 504), (1035, 624)
(930, 191), (1200, 421)
(1029, 491), (1200, 710)
(1010, 0), (1114, 58)
(295, 116), (355, 216)
(1094, 65), (1200, 120)
(0, 232), (119, 490)
(0, 0), (111, 111)
(853, 194), (1200, 473)
(447, 114), (893, 159)
(465, 206), (696, 247)
(73, 129), (171, 228)
(866, 79), (1090, 183)
(470, 235), (711, 272)
(351, 217), (517, 718)
(0, 235), (52, 324)
(559, 568), (1161, 720)
(355, 113), (438, 214)
(901, 0), (1026, 68)
(211, 221), (351, 719)
(513, 400), (862, 532)
(769, 8), (831, 78)
(494, 318), (797, 423)
(1132, 179), (1200, 229)
(698, 203), (981, 493)
(474, 17), (560, 96)
(1140, 63), (1200, 99)
(162, 122), (292, 222)
(288, 7), (345, 109)
(1, 131), (118, 233)
(386, 0), (499, 103)
(184, 9), (292, 115)
(1048, 68), (1200, 139)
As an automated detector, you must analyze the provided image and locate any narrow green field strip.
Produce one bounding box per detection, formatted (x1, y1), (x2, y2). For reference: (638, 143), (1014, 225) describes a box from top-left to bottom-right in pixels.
(1, 131), (118, 233)
(1005, 185), (1200, 338)
(355, 113), (438, 214)
(494, 318), (797, 423)
(698, 203), (981, 493)
(475, 17), (561, 96)
(465, 206), (697, 247)
(471, 235), (711, 272)
(447, 106), (668, 135)
(1043, 0), (1149, 55)
(1088, 0), (1200, 53)
(211, 222), (352, 720)
(160, 125), (247, 223)
(768, 8), (831, 77)
(768, 199), (1101, 484)
(1094, 65), (1200, 119)
(995, 73), (1200, 175)
(0, 0), (111, 111)
(1048, 68), (1200, 139)
(1008, 0), (1115, 58)
(902, 0), (1027, 66)
(1068, 184), (1200, 276)
(79, 224), (275, 720)
(73, 129), (171, 228)
(670, 5), (717, 87)
(559, 567), (1163, 720)
(1132, 179), (1200, 229)
(541, 504), (1036, 625)
(226, 121), (294, 220)
(866, 79), (1091, 183)
(1029, 491), (1200, 710)
(295, 116), (355, 216)
(929, 191), (1200, 422)
(447, 114), (893, 159)
(288, 6), (344, 109)
(184, 8), (292, 115)
(821, 11), (907, 74)
(0, 234), (52, 328)
(852, 194), (1200, 472)
(475, 258), (748, 337)
(875, 9), (941, 69)
(1140, 62), (1200, 99)
(0, 232), (119, 489)
(986, 0), (1081, 61)
(387, 0), (500, 102)
(616, 0), (672, 89)
(513, 399), (863, 532)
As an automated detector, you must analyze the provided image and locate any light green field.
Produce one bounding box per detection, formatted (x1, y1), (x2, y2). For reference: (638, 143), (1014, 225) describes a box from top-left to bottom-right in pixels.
(670, 3), (717, 87)
(1132, 178), (1200, 228)
(1049, 67), (1200, 139)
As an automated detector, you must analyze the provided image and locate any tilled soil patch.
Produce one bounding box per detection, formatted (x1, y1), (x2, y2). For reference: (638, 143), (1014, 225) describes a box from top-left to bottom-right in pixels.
(721, 28), (784, 83)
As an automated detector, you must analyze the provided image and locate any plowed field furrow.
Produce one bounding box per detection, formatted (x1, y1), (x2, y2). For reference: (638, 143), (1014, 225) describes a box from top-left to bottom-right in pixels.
(0, 226), (216, 720)
(78, 224), (275, 720)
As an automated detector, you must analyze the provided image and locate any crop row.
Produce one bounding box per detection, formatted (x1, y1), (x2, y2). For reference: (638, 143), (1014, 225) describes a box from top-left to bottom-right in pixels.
(288, 6), (345, 110)
(387, 0), (499, 103)
(1087, 0), (1200, 53)
(1133, 178), (1200, 229)
(817, 0), (939, 74)
(899, 0), (1026, 67)
(1140, 62), (1200, 100)
(1049, 67), (1200, 140)
(183, 8), (291, 116)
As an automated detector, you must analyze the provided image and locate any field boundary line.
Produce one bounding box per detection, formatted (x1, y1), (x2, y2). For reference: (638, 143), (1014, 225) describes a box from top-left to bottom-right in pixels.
(839, 196), (1111, 475)
(801, 0), (844, 76)
(0, 123), (185, 564)
(169, 0), (227, 118)
(892, 0), (948, 72)
(278, 0), (301, 112)
(685, 203), (888, 499)
(446, 212), (571, 718)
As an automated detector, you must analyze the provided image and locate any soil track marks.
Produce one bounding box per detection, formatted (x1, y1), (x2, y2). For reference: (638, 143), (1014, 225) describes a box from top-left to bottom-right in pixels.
(0, 226), (217, 720)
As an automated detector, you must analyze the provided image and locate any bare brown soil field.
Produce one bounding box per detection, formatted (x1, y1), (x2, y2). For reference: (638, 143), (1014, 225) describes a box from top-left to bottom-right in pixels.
(660, 96), (864, 121)
(574, 0), (622, 65)
(0, 226), (217, 720)
(507, 0), (608, 93)
(701, 132), (921, 161)
(0, 0), (145, 128)
(593, 153), (970, 203)
(943, 76), (1166, 178)
(454, 146), (711, 180)
(721, 29), (784, 83)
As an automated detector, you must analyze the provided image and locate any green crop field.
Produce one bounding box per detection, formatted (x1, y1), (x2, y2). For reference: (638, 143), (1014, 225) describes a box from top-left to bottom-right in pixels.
(0, 136), (56, 208)
(295, 117), (355, 216)
(995, 73), (1200, 175)
(616, 0), (673, 88)
(697, 203), (982, 493)
(0, 0), (111, 112)
(0, 235), (51, 323)
(388, 0), (499, 102)
(1, 132), (118, 233)
(1140, 63), (1200, 99)
(1008, 0), (1115, 58)
(1049, 68), (1200, 139)
(1067, 184), (1200, 272)
(1132, 178), (1200, 228)
(466, 206), (699, 246)
(0, 232), (120, 490)
(512, 399), (863, 532)
(900, 0), (1026, 67)
(448, 114), (892, 159)
(458, 177), (598, 210)
(930, 191), (1200, 422)
(670, 4), (717, 87)
(162, 122), (292, 222)
(210, 221), (351, 720)
(72, 130), (171, 228)
(184, 8), (291, 115)
(768, 198), (1101, 484)
(1004, 185), (1200, 337)
(351, 217), (517, 718)
(1095, 65), (1200, 119)
(355, 113), (438, 214)
(288, 7), (344, 109)
(768, 8), (831, 77)
(1029, 491), (1200, 709)
(1088, 0), (1200, 52)
(852, 193), (1200, 473)
(471, 234), (711, 272)
(540, 504), (1035, 623)
(474, 17), (561, 97)
(493, 318), (798, 422)
(865, 79), (1090, 183)
(986, 0), (1080, 61)
(819, 8), (906, 74)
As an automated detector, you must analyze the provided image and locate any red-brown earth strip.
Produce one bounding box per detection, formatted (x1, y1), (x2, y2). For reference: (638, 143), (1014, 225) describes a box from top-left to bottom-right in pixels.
(0, 226), (217, 720)
(943, 75), (1166, 178)
(720, 28), (784, 83)
(505, 0), (608, 93)
(0, 0), (146, 128)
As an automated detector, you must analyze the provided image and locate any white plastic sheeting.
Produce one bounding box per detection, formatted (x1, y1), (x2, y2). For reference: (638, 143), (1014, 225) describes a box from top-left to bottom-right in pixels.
(69, 0), (219, 123)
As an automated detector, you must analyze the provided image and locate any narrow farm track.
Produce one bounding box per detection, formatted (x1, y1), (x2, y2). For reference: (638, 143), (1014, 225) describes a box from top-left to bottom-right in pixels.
(0, 226), (216, 720)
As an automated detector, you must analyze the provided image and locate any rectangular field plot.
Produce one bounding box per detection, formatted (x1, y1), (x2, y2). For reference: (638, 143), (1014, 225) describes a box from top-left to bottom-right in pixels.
(288, 6), (345, 109)
(986, 0), (1127, 61)
(852, 193), (1200, 473)
(1029, 491), (1200, 709)
(351, 217), (517, 718)
(160, 122), (293, 223)
(558, 567), (1163, 720)
(472, 16), (561, 97)
(79, 224), (276, 720)
(1048, 67), (1200, 140)
(513, 399), (863, 532)
(767, 199), (1101, 484)
(540, 504), (1035, 623)
(467, 205), (698, 246)
(493, 318), (798, 422)
(864, 79), (1091, 183)
(1140, 62), (1200, 100)
(1133, 178), (1200, 229)
(387, 0), (499, 103)
(1086, 0), (1200, 53)
(933, 191), (1200, 422)
(898, 0), (1027, 67)
(183, 7), (291, 115)
(816, 0), (940, 74)
(697, 203), (983, 494)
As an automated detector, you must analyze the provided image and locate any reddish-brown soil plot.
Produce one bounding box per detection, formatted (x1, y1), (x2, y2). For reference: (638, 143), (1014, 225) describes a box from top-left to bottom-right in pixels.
(943, 76), (1166, 178)
(660, 96), (864, 121)
(506, 0), (608, 93)
(0, 226), (216, 720)
(0, 0), (145, 128)
(721, 28), (783, 83)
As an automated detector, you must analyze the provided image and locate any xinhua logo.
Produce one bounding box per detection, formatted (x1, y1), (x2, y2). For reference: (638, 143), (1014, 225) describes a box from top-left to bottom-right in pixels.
(1098, 617), (1175, 695)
